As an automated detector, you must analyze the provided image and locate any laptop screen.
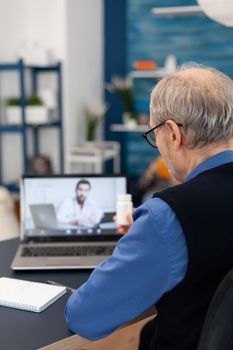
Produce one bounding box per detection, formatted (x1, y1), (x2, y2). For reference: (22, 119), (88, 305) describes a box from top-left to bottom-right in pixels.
(21, 175), (127, 240)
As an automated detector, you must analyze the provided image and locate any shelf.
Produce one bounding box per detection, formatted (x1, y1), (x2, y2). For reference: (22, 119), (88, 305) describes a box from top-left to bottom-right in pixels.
(151, 5), (204, 17)
(111, 124), (148, 132)
(128, 69), (167, 79)
(0, 59), (64, 187)
(0, 61), (60, 72)
(0, 62), (22, 71)
(0, 125), (24, 132)
(27, 63), (61, 72)
(0, 121), (61, 132)
(27, 121), (62, 128)
(67, 141), (120, 173)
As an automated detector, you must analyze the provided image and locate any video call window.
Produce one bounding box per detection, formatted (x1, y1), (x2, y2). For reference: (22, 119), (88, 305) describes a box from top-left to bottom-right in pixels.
(22, 177), (126, 236)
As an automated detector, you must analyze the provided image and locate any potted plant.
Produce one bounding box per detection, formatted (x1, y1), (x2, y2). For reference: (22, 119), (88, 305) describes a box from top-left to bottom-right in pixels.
(105, 76), (137, 127)
(5, 95), (48, 124)
(26, 95), (48, 124)
(84, 103), (108, 141)
(5, 97), (21, 124)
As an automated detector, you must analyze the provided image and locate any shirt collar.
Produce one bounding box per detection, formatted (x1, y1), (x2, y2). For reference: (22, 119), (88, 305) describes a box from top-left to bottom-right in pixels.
(185, 150), (233, 182)
(72, 197), (89, 206)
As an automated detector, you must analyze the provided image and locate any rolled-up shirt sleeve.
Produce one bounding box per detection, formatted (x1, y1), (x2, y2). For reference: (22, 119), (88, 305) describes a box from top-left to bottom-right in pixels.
(64, 198), (187, 340)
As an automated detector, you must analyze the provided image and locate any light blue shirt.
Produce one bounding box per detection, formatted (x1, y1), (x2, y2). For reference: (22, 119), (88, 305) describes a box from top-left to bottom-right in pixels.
(65, 151), (233, 340)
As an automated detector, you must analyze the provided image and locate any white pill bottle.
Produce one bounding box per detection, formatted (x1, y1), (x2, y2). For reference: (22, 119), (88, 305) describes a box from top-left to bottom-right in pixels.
(116, 194), (133, 226)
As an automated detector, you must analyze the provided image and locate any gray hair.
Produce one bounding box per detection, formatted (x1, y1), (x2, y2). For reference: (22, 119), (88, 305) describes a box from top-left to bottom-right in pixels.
(150, 62), (233, 148)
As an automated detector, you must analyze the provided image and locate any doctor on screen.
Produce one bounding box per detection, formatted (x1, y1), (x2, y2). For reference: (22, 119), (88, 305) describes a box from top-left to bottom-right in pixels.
(56, 179), (103, 227)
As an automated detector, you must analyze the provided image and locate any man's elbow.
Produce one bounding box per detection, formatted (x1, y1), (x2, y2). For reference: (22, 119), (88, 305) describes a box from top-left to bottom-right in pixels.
(64, 304), (114, 341)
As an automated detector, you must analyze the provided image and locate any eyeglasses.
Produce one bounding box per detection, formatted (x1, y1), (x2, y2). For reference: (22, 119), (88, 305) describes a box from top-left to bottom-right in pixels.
(143, 122), (183, 149)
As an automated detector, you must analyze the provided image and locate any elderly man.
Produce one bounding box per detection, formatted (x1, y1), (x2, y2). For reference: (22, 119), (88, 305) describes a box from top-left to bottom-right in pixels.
(65, 64), (233, 350)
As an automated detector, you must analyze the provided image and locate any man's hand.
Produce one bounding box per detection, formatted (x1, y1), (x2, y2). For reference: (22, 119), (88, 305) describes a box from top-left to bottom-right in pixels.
(114, 212), (133, 234)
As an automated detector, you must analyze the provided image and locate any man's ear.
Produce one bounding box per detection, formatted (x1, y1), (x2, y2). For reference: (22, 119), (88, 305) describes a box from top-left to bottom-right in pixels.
(165, 120), (183, 151)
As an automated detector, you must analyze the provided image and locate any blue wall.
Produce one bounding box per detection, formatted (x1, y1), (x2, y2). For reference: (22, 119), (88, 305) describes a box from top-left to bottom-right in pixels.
(127, 0), (233, 75)
(126, 0), (233, 175)
(104, 0), (128, 172)
(105, 0), (233, 176)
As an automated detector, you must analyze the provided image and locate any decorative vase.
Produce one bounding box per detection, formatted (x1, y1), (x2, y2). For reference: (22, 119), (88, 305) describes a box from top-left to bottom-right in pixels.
(122, 112), (137, 128)
(6, 106), (48, 124)
(26, 106), (48, 124)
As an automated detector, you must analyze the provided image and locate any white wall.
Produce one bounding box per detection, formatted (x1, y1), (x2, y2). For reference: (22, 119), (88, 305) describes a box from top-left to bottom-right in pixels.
(0, 0), (104, 183)
(27, 0), (66, 61)
(0, 0), (66, 61)
(64, 0), (104, 153)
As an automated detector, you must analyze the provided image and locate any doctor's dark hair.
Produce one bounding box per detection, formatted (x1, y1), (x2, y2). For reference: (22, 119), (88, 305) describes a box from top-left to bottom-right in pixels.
(75, 179), (91, 191)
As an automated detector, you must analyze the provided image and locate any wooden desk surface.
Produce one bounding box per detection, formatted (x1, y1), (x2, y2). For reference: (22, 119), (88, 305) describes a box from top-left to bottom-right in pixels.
(41, 315), (155, 350)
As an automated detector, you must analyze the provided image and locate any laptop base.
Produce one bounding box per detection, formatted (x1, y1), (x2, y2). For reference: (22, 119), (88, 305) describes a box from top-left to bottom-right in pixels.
(11, 241), (116, 270)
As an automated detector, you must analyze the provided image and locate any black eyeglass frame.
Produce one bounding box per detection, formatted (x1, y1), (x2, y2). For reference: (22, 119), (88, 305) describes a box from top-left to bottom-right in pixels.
(143, 122), (183, 149)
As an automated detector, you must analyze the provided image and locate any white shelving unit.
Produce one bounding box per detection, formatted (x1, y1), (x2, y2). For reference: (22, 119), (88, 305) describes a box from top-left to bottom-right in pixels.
(151, 5), (204, 17)
(66, 141), (121, 174)
(128, 54), (177, 79)
(110, 124), (148, 132)
(128, 69), (167, 79)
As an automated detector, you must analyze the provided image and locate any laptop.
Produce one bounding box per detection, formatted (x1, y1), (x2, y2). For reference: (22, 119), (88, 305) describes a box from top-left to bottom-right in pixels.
(11, 174), (127, 270)
(29, 203), (78, 230)
(30, 204), (59, 229)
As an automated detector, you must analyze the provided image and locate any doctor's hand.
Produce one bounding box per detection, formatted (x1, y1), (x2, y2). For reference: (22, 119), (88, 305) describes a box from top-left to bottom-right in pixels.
(69, 219), (79, 226)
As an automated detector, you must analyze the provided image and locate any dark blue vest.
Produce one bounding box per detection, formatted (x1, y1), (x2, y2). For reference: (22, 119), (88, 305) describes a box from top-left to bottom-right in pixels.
(153, 162), (233, 350)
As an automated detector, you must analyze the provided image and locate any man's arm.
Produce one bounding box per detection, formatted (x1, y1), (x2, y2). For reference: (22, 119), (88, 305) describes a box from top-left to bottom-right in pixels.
(65, 198), (188, 340)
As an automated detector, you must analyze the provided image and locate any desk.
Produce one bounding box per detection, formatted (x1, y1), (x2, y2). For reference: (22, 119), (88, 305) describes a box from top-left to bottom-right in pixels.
(0, 239), (156, 350)
(0, 238), (91, 350)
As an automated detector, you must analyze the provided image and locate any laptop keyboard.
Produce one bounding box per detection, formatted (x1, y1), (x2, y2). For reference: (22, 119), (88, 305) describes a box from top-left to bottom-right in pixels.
(21, 245), (115, 257)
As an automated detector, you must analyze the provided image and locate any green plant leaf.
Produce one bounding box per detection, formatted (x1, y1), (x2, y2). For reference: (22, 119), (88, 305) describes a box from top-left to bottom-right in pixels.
(26, 95), (44, 106)
(6, 97), (20, 106)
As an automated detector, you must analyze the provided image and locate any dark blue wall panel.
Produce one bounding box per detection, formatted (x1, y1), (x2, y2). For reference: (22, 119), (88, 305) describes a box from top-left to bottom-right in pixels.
(104, 0), (233, 176)
(127, 0), (233, 74)
(104, 0), (127, 172)
(126, 0), (233, 175)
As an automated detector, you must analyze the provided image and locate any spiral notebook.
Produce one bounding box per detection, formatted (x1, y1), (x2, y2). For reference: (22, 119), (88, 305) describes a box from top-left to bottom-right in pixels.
(0, 277), (66, 313)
